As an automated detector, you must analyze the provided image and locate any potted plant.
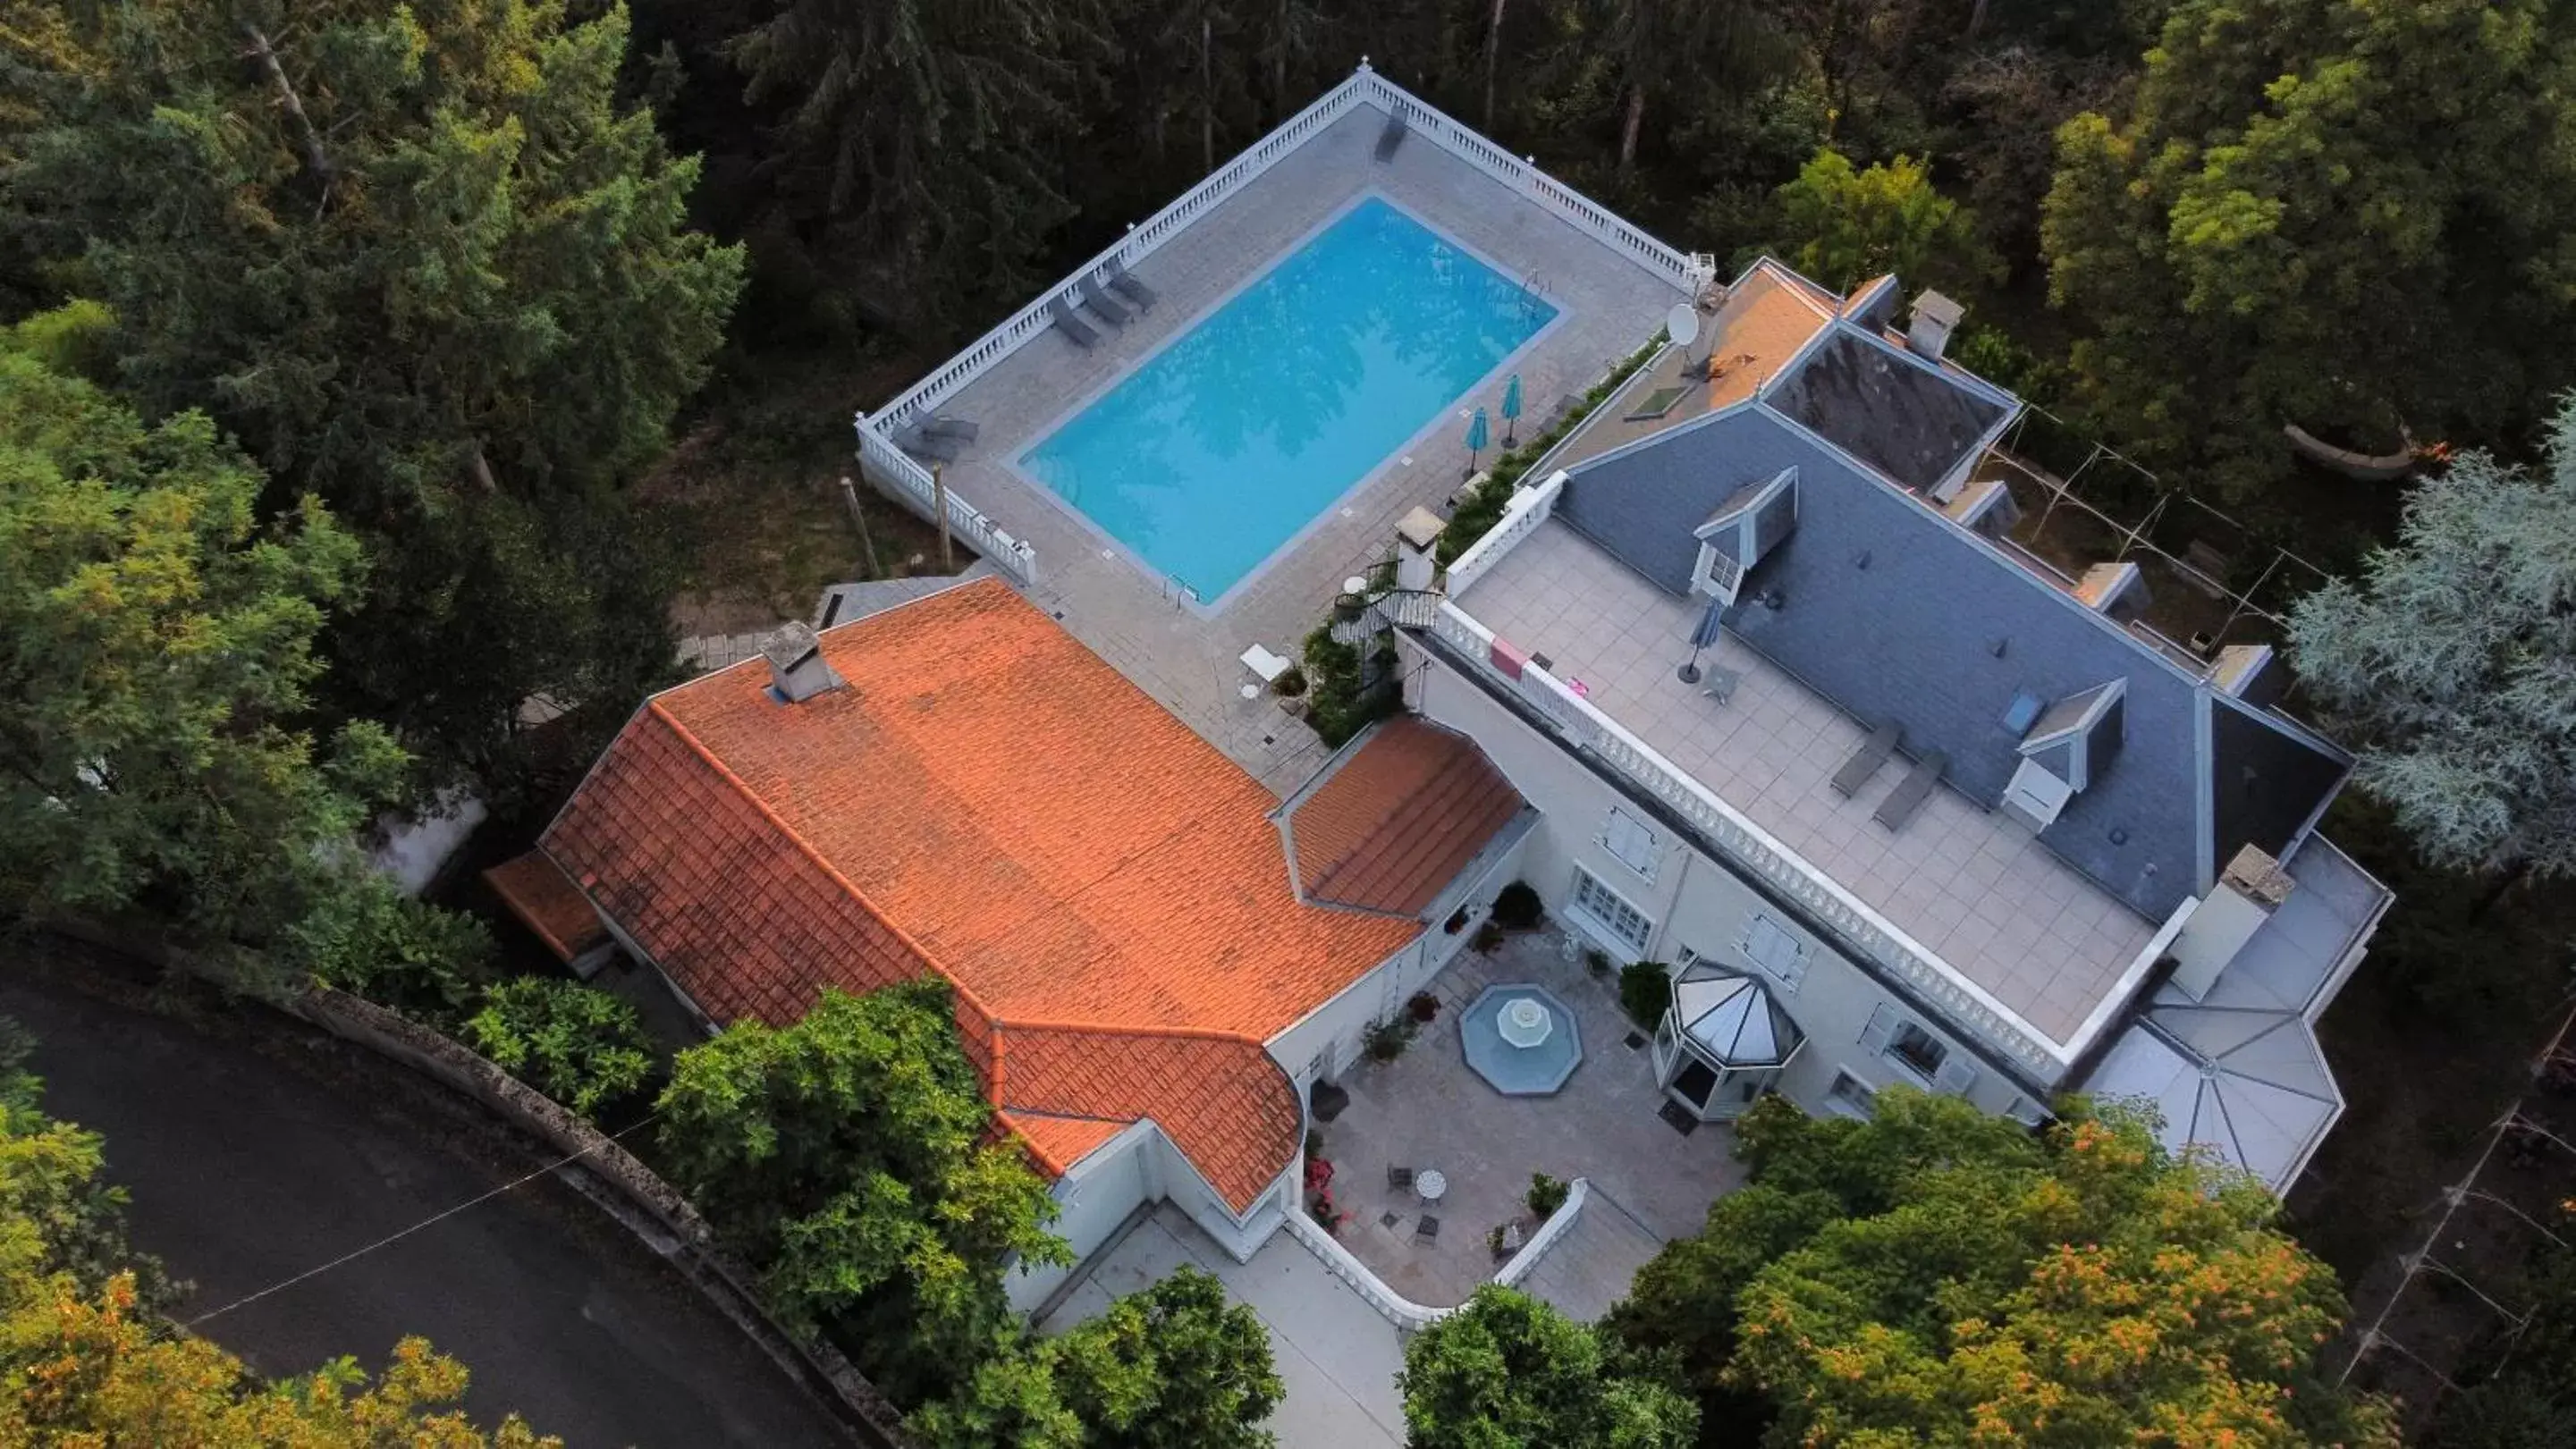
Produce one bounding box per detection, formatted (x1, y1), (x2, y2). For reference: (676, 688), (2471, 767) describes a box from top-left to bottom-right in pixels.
(1274, 664), (1307, 697)
(1472, 922), (1506, 955)
(1526, 1173), (1569, 1222)
(1491, 881), (1544, 931)
(1406, 991), (1440, 1024)
(1584, 948), (1612, 979)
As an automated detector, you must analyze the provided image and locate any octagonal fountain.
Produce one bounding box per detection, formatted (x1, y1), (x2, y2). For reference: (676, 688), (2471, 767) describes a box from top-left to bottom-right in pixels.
(1459, 983), (1583, 1095)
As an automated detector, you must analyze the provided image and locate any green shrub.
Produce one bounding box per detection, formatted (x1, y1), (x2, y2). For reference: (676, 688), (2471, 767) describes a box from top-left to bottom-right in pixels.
(465, 978), (656, 1118)
(285, 871), (492, 1024)
(1526, 1172), (1570, 1220)
(1364, 1016), (1417, 1061)
(1619, 962), (1673, 1028)
(1301, 627), (1397, 748)
(1437, 338), (1661, 567)
(1491, 881), (1544, 931)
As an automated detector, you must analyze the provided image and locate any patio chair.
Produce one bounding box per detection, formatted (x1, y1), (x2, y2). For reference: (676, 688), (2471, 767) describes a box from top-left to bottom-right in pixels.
(1700, 665), (1742, 706)
(1077, 274), (1133, 326)
(1375, 108), (1409, 162)
(1414, 1214), (1440, 1244)
(1387, 1165), (1415, 1192)
(1046, 293), (1101, 349)
(1873, 749), (1948, 831)
(1831, 720), (1903, 798)
(1102, 256), (1158, 309)
(922, 417), (979, 442)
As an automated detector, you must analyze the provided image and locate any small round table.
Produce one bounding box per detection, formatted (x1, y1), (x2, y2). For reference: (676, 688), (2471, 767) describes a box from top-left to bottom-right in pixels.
(1415, 1168), (1448, 1204)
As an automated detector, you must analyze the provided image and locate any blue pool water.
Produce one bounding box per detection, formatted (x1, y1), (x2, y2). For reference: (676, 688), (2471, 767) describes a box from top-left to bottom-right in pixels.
(1019, 198), (1556, 601)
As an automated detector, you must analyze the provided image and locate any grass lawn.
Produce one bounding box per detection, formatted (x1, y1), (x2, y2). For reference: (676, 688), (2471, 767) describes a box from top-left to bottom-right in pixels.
(640, 344), (961, 638)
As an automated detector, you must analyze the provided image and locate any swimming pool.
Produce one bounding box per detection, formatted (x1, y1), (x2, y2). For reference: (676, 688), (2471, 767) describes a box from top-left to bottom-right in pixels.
(1018, 197), (1558, 602)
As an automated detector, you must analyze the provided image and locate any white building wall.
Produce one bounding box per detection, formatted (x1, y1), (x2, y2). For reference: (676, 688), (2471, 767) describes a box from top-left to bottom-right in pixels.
(1408, 644), (2051, 1120)
(1005, 1121), (1163, 1314)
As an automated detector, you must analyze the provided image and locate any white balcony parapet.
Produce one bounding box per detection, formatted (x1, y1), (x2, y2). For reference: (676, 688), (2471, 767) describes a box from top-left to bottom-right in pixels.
(1280, 1177), (1594, 1332)
(1443, 471), (1565, 597)
(854, 63), (1697, 598)
(1430, 600), (2071, 1077)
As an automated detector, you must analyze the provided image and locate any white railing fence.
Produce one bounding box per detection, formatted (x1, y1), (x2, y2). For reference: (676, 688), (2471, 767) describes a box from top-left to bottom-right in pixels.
(1443, 470), (1566, 596)
(1428, 601), (2066, 1077)
(853, 60), (1696, 598)
(1281, 1177), (1597, 1333)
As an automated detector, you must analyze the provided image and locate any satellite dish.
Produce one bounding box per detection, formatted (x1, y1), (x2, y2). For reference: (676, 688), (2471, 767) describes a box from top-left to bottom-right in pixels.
(1666, 302), (1701, 350)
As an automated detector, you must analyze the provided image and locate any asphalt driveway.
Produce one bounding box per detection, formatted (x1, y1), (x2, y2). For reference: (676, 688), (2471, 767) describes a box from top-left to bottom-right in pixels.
(0, 954), (849, 1449)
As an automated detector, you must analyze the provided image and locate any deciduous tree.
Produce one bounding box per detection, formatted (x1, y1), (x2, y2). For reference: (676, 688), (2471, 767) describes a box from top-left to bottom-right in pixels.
(1768, 147), (1991, 292)
(654, 981), (1068, 1404)
(464, 979), (656, 1119)
(6, 0), (745, 791)
(2041, 0), (2576, 496)
(1401, 1285), (1696, 1449)
(2286, 398), (2576, 887)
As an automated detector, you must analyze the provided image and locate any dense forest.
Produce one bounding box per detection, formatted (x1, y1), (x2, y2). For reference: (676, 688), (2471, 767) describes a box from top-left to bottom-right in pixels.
(7, 1), (2576, 1443)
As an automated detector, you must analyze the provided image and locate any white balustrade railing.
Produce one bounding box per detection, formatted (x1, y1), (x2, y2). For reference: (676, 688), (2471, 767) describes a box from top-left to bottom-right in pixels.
(1282, 1178), (1598, 1332)
(1430, 601), (2068, 1076)
(1491, 1179), (1590, 1291)
(1442, 470), (1565, 596)
(851, 61), (1697, 598)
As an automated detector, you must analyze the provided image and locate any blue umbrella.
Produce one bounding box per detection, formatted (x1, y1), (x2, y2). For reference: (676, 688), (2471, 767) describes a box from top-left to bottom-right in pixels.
(1678, 594), (1727, 683)
(1465, 406), (1491, 478)
(1500, 374), (1524, 444)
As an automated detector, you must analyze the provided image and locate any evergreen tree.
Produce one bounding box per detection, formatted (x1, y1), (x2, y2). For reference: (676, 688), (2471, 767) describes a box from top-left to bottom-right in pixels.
(2041, 0), (2576, 496)
(2287, 397), (2576, 885)
(6, 0), (745, 793)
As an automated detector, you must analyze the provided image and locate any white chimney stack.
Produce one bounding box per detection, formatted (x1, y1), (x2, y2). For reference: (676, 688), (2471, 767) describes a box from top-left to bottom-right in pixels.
(1396, 506), (1445, 594)
(1906, 290), (1964, 362)
(2166, 845), (2293, 999)
(761, 621), (846, 703)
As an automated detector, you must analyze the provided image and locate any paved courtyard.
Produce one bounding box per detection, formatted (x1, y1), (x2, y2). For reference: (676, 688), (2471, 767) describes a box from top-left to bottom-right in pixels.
(1039, 1204), (1405, 1449)
(880, 101), (1684, 794)
(1314, 928), (1746, 1310)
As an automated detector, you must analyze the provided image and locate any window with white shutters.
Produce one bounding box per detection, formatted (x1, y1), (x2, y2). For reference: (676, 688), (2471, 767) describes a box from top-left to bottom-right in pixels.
(1861, 1003), (1978, 1096)
(1740, 914), (1806, 992)
(1570, 866), (1653, 954)
(1825, 1071), (1877, 1120)
(1602, 807), (1658, 880)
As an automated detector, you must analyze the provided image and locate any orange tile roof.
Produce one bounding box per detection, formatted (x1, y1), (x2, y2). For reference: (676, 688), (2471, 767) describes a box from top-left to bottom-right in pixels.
(998, 1109), (1134, 1178)
(542, 578), (1412, 1210)
(1286, 720), (1524, 915)
(482, 851), (608, 963)
(1707, 269), (1837, 411)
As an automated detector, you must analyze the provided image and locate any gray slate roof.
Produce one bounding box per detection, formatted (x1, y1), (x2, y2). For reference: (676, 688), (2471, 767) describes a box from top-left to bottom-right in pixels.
(1550, 393), (2347, 924)
(1768, 330), (2009, 493)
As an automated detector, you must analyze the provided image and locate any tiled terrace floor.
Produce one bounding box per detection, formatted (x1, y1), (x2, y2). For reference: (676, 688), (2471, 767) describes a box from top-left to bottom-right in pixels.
(887, 101), (1683, 795)
(1457, 521), (2158, 1043)
(1319, 928), (1744, 1309)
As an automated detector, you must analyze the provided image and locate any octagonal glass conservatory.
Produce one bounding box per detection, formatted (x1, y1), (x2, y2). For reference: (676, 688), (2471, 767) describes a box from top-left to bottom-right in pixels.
(1652, 961), (1804, 1122)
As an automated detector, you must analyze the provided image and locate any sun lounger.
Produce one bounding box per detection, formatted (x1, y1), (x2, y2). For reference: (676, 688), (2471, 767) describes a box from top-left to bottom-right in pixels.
(922, 417), (979, 442)
(896, 424), (963, 463)
(1102, 256), (1157, 309)
(1239, 643), (1293, 685)
(1047, 293), (1100, 349)
(1873, 749), (1947, 831)
(1375, 109), (1409, 162)
(1832, 720), (1903, 798)
(1078, 274), (1132, 326)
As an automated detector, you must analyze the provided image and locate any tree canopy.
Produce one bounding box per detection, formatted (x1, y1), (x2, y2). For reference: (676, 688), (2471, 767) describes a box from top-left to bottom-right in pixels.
(1768, 147), (1992, 293)
(1401, 1285), (1697, 1449)
(2286, 396), (2576, 883)
(5, 0), (744, 791)
(1607, 1090), (2393, 1447)
(914, 1266), (1282, 1449)
(652, 981), (1068, 1404)
(2041, 0), (2576, 496)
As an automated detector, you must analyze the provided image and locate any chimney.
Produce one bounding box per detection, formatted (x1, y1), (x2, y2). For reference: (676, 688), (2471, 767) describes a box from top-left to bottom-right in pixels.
(1395, 506), (1445, 593)
(761, 620), (845, 703)
(2075, 560), (2150, 621)
(2212, 643), (2279, 704)
(1905, 290), (1964, 363)
(2166, 845), (2293, 999)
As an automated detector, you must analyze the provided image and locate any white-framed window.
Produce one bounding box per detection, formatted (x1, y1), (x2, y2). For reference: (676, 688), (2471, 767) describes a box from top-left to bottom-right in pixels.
(1859, 1002), (1981, 1096)
(1601, 807), (1659, 880)
(1740, 914), (1807, 993)
(1570, 866), (1653, 955)
(1825, 1070), (1877, 1119)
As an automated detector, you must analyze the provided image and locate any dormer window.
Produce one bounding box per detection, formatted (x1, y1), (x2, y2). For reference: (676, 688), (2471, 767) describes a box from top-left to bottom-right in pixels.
(2002, 679), (2126, 829)
(1691, 467), (1797, 604)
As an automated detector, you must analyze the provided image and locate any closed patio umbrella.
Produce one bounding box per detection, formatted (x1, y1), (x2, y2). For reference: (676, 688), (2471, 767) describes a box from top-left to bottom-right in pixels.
(1465, 406), (1490, 478)
(1678, 594), (1727, 683)
(1501, 373), (1524, 444)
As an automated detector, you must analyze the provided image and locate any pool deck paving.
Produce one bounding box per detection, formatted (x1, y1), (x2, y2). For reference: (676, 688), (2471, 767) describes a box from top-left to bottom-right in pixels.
(890, 101), (1685, 795)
